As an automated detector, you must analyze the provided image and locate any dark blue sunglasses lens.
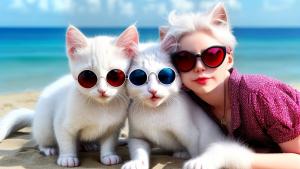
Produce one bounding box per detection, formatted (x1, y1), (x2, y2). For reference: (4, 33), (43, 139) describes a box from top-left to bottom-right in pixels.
(129, 69), (147, 86)
(158, 68), (176, 84)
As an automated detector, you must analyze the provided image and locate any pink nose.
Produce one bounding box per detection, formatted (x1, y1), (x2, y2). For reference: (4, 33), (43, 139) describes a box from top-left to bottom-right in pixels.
(149, 89), (157, 95)
(98, 89), (106, 95)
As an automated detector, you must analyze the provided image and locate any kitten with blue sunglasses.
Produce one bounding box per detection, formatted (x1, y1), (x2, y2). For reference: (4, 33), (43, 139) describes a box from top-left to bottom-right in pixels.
(122, 42), (253, 169)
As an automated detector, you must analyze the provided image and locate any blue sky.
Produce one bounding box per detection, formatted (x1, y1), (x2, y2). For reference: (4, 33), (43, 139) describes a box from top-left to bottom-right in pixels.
(0, 0), (299, 27)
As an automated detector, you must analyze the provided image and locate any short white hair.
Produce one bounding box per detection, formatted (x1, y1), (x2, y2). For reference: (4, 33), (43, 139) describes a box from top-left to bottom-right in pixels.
(161, 3), (237, 54)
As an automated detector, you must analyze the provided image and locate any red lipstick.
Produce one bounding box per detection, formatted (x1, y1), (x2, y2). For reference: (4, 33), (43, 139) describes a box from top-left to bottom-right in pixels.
(194, 77), (210, 85)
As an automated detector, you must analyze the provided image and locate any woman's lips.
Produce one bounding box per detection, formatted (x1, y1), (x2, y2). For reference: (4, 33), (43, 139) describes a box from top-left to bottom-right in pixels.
(193, 77), (211, 85)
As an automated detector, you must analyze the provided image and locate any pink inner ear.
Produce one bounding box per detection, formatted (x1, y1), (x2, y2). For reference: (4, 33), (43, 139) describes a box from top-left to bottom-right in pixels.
(210, 3), (228, 26)
(212, 16), (227, 26)
(66, 27), (87, 58)
(68, 47), (76, 59)
(116, 26), (139, 58)
(123, 41), (138, 58)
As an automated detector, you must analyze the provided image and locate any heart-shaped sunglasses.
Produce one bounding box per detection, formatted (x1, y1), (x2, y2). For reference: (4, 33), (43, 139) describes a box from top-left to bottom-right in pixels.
(171, 46), (230, 72)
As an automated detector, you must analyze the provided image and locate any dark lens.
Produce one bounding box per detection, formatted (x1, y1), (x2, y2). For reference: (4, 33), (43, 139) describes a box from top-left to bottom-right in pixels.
(106, 69), (126, 87)
(78, 70), (97, 88)
(201, 46), (225, 68)
(129, 69), (147, 86)
(158, 68), (176, 85)
(171, 51), (197, 72)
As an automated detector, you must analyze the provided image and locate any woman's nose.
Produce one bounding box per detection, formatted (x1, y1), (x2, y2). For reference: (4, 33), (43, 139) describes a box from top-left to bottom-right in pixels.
(193, 59), (205, 73)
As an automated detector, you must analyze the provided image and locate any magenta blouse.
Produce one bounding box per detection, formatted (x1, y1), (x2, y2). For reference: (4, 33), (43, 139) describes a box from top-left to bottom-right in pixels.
(228, 68), (300, 150)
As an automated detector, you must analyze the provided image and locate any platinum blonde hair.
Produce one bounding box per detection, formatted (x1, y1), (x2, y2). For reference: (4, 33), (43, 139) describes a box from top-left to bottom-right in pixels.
(161, 3), (237, 54)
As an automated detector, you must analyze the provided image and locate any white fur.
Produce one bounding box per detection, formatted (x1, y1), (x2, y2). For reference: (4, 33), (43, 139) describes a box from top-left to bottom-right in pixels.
(0, 108), (34, 141)
(122, 43), (253, 169)
(0, 25), (138, 167)
(183, 141), (254, 169)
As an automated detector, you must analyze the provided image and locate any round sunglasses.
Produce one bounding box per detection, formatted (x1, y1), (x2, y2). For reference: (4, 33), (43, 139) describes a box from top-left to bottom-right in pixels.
(78, 69), (126, 88)
(171, 46), (228, 72)
(77, 68), (177, 88)
(128, 68), (176, 86)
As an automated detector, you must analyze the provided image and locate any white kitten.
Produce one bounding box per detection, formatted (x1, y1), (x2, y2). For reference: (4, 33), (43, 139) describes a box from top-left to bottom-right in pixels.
(0, 25), (139, 167)
(121, 43), (253, 169)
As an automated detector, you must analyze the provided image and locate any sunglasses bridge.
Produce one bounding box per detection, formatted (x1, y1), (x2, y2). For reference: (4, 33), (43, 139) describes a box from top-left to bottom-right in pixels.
(128, 68), (177, 86)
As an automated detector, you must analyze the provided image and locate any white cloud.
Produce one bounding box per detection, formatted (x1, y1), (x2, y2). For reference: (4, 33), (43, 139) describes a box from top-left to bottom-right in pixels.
(8, 0), (102, 14)
(119, 0), (134, 17)
(170, 0), (194, 12)
(199, 0), (241, 11)
(39, 0), (48, 11)
(8, 0), (242, 16)
(106, 0), (135, 17)
(107, 0), (117, 13)
(87, 0), (101, 13)
(157, 3), (168, 16)
(10, 0), (47, 11)
(52, 0), (73, 13)
(10, 0), (26, 10)
(263, 0), (295, 12)
(144, 2), (168, 16)
(26, 0), (36, 5)
(226, 0), (241, 9)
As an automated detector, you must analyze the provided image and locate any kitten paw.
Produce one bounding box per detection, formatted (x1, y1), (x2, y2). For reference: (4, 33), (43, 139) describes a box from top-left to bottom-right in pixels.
(173, 151), (190, 159)
(183, 156), (217, 169)
(121, 160), (148, 169)
(57, 155), (80, 167)
(101, 154), (121, 165)
(39, 146), (57, 156)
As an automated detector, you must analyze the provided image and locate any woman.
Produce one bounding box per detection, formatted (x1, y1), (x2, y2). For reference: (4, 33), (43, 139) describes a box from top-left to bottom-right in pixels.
(161, 3), (300, 169)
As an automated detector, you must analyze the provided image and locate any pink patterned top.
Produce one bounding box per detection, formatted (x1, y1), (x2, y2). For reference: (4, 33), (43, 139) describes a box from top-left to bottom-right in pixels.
(228, 68), (300, 150)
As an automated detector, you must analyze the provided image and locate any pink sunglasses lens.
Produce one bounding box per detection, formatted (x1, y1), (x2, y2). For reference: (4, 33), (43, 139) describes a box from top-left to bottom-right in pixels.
(201, 47), (225, 68)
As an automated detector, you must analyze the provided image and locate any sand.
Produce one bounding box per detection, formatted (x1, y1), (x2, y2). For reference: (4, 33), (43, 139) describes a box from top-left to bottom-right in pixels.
(1, 84), (299, 168)
(0, 91), (183, 169)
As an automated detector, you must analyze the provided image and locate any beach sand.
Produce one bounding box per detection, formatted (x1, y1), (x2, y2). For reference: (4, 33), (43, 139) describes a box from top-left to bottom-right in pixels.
(1, 84), (300, 169)
(0, 91), (183, 169)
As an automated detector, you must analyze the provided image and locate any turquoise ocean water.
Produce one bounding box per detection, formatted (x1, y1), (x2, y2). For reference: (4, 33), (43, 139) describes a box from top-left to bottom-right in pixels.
(0, 28), (299, 94)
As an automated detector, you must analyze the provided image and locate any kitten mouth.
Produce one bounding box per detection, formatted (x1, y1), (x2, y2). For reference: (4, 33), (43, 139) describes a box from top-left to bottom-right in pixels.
(150, 95), (161, 102)
(99, 94), (109, 98)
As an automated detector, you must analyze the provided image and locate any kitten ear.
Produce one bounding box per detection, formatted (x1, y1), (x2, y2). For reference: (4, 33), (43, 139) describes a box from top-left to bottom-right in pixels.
(116, 25), (139, 58)
(160, 35), (178, 54)
(159, 26), (169, 41)
(209, 2), (228, 27)
(66, 25), (88, 59)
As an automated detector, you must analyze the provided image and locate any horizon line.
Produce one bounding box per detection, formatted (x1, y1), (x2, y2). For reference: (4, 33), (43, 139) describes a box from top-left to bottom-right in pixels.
(0, 26), (300, 29)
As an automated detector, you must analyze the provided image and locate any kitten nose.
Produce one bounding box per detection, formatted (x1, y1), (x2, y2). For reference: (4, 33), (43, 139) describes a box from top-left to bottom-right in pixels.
(148, 89), (157, 95)
(98, 89), (106, 95)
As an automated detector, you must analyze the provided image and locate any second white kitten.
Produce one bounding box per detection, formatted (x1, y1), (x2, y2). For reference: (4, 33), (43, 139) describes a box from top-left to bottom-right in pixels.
(122, 43), (253, 169)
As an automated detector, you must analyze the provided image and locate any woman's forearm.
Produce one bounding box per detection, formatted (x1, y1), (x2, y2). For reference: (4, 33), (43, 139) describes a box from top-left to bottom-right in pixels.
(251, 153), (300, 169)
